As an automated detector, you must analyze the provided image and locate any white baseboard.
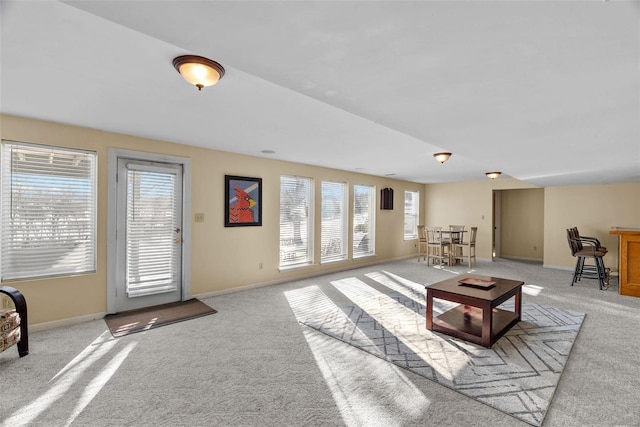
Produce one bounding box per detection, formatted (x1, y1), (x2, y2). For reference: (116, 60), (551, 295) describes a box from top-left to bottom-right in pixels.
(502, 256), (543, 263)
(27, 255), (416, 329)
(544, 264), (618, 276)
(543, 264), (574, 271)
(28, 255), (599, 330)
(195, 254), (415, 300)
(30, 312), (106, 332)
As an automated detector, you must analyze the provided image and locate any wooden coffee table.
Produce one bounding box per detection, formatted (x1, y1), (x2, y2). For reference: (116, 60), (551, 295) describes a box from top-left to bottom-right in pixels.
(425, 275), (523, 348)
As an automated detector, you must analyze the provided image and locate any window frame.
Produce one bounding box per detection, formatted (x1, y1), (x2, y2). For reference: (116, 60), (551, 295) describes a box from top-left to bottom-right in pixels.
(320, 180), (348, 264)
(404, 190), (420, 240)
(353, 184), (375, 258)
(279, 175), (314, 270)
(0, 140), (97, 281)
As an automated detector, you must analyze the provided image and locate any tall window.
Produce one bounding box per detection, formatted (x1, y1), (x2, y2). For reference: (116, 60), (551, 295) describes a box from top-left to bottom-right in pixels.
(280, 176), (313, 268)
(353, 184), (375, 258)
(1, 141), (97, 280)
(321, 181), (347, 263)
(404, 190), (420, 240)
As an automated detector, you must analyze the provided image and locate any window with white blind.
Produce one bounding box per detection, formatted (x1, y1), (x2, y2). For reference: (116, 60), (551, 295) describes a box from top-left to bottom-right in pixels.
(0, 141), (97, 281)
(321, 181), (348, 263)
(280, 176), (313, 268)
(353, 184), (375, 258)
(404, 190), (420, 240)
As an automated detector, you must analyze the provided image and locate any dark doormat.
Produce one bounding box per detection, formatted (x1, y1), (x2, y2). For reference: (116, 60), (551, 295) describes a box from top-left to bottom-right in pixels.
(104, 299), (217, 337)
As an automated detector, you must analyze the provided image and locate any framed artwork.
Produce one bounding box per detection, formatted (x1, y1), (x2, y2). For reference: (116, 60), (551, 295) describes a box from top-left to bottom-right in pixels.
(380, 187), (394, 210)
(224, 175), (262, 227)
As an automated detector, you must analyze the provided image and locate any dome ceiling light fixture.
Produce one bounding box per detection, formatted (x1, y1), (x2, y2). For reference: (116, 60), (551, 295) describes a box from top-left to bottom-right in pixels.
(433, 152), (452, 164)
(485, 171), (502, 179)
(173, 55), (225, 91)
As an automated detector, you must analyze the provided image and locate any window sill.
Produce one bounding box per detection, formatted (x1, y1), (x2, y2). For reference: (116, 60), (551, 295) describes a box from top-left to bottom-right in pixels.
(320, 258), (348, 266)
(353, 253), (376, 260)
(278, 262), (314, 273)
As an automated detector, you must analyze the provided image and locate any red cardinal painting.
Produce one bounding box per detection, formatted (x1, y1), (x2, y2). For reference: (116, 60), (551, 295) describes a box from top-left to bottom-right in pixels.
(228, 185), (256, 223)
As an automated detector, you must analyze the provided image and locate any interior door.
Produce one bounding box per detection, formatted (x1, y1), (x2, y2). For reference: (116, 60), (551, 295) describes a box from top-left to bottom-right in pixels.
(114, 158), (183, 312)
(493, 190), (502, 259)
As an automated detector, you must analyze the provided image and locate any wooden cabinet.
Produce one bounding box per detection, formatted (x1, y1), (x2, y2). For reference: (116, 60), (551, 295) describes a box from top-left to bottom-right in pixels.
(609, 228), (640, 297)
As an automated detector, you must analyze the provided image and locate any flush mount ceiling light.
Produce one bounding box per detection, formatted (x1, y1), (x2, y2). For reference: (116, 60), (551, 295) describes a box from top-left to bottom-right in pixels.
(486, 171), (502, 179)
(173, 55), (225, 91)
(433, 152), (452, 164)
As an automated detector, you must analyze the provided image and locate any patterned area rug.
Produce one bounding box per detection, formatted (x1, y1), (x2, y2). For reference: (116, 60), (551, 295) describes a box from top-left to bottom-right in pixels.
(287, 271), (585, 426)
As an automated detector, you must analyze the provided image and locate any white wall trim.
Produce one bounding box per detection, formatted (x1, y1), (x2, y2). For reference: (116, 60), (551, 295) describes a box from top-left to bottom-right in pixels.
(543, 264), (618, 276)
(543, 264), (574, 271)
(501, 256), (543, 263)
(30, 312), (106, 333)
(195, 254), (415, 300)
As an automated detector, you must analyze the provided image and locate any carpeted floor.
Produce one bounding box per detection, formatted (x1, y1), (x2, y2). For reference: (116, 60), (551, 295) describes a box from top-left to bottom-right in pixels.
(1, 258), (639, 426)
(287, 272), (585, 426)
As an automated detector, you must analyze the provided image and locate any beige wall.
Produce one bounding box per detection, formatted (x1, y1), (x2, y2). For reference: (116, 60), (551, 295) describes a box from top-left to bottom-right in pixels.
(3, 114), (638, 326)
(1, 115), (423, 325)
(500, 188), (544, 261)
(424, 178), (640, 272)
(423, 178), (538, 260)
(544, 183), (640, 272)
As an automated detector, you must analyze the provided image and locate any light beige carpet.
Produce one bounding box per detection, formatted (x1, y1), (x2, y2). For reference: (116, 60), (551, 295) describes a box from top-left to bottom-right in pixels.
(2, 258), (639, 427)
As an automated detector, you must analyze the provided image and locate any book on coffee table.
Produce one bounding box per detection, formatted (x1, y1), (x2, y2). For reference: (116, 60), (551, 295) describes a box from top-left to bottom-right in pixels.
(458, 278), (496, 289)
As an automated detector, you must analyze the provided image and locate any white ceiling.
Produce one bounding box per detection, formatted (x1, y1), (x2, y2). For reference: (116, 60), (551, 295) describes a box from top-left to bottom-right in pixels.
(1, 0), (638, 186)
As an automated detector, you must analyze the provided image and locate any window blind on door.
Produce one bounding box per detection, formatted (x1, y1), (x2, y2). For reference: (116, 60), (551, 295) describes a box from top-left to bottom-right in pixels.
(0, 141), (97, 281)
(125, 165), (180, 297)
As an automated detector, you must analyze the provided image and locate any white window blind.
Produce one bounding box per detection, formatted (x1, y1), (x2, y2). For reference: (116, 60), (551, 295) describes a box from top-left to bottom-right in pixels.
(125, 165), (180, 297)
(321, 181), (347, 263)
(0, 141), (97, 281)
(404, 190), (420, 240)
(280, 176), (313, 268)
(353, 184), (375, 258)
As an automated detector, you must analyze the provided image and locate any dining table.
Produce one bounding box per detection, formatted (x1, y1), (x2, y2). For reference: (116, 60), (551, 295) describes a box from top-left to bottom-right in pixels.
(440, 228), (467, 264)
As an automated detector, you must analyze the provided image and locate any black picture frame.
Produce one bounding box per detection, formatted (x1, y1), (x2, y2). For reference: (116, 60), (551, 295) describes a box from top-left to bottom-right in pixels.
(224, 175), (262, 227)
(380, 187), (394, 210)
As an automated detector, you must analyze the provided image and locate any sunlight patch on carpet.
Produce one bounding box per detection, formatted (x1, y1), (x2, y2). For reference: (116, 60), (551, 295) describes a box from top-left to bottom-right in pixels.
(287, 274), (585, 426)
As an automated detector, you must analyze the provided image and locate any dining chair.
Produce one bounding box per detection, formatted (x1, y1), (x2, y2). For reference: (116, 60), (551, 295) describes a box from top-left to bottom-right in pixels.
(447, 225), (465, 263)
(426, 226), (450, 266)
(417, 225), (428, 261)
(448, 225), (465, 244)
(451, 226), (477, 268)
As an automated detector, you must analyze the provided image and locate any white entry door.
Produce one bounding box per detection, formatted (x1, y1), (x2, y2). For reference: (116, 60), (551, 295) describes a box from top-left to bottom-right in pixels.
(114, 158), (184, 312)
